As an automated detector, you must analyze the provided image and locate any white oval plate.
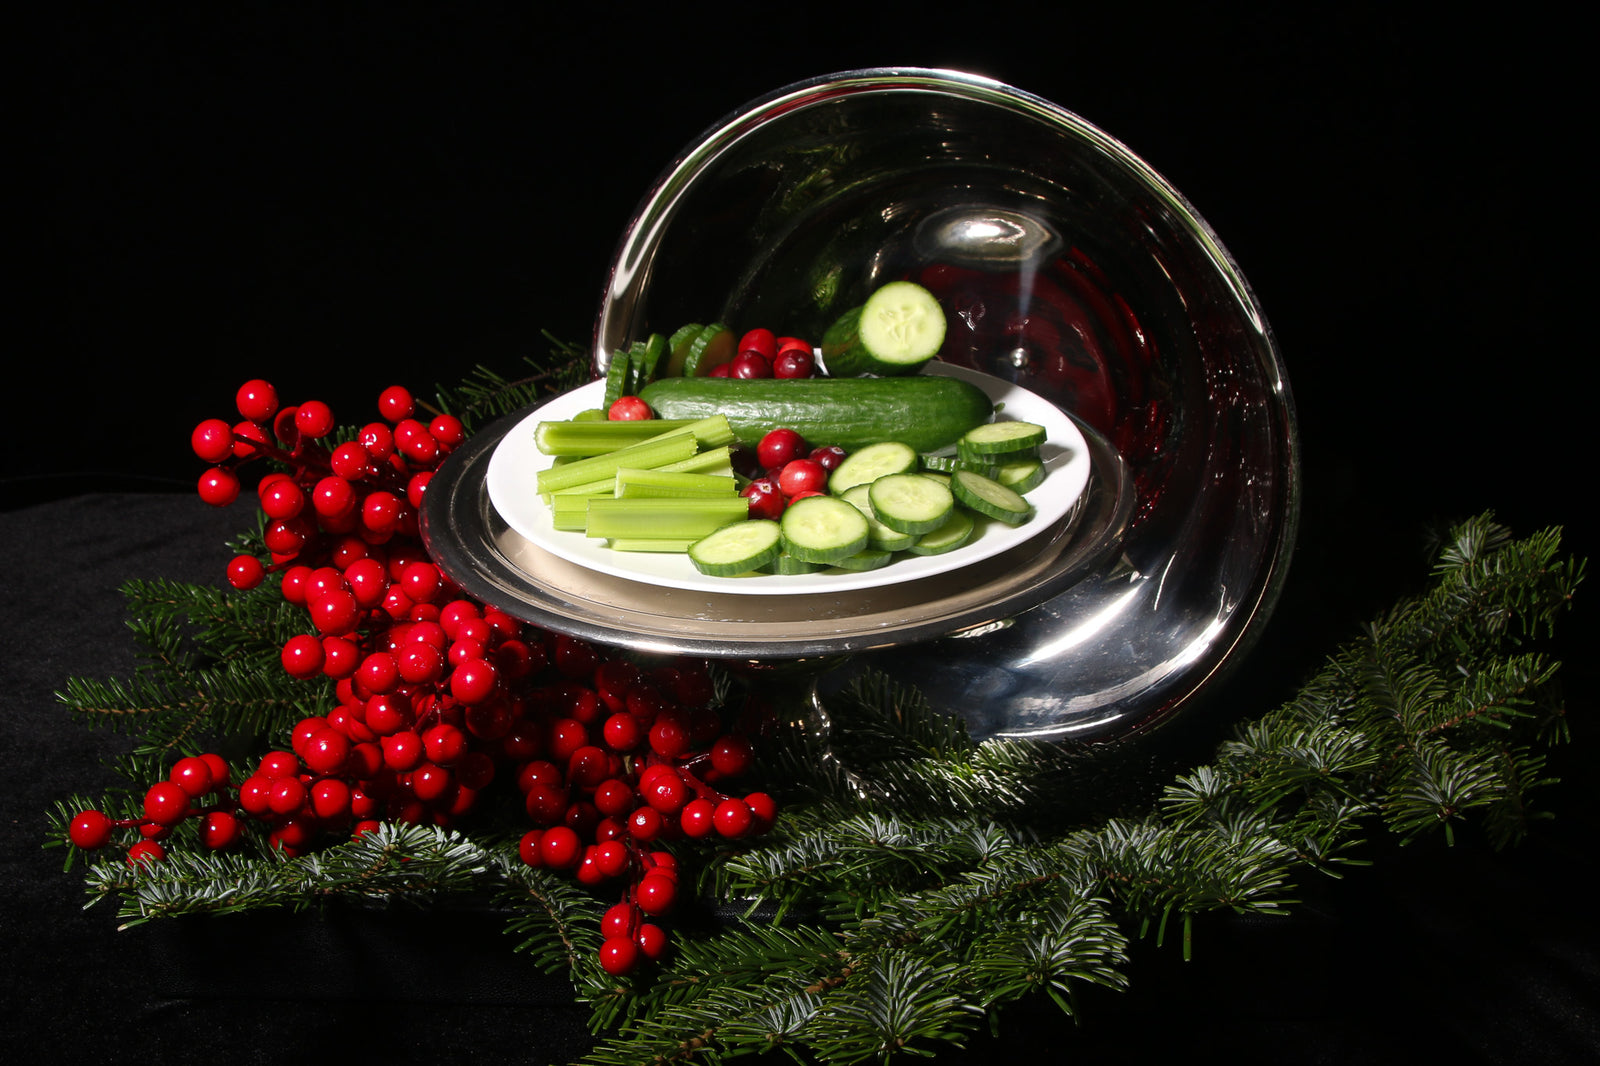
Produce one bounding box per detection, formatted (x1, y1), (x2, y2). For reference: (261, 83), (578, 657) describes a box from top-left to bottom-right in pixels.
(485, 362), (1091, 596)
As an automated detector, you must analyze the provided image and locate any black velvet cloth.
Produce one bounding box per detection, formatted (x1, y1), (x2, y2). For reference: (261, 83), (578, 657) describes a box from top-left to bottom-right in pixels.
(12, 6), (1594, 1063)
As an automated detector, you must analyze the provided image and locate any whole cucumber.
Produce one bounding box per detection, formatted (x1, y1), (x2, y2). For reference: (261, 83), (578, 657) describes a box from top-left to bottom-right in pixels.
(637, 374), (994, 453)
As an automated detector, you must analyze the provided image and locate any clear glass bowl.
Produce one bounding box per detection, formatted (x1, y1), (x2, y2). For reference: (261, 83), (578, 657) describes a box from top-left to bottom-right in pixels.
(586, 68), (1297, 741)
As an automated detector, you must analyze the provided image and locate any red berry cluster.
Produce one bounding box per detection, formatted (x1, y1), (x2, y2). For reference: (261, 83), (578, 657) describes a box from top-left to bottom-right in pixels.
(710, 327), (816, 381)
(740, 427), (849, 521)
(70, 379), (778, 977)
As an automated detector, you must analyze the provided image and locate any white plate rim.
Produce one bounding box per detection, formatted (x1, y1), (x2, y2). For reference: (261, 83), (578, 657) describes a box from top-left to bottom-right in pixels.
(484, 362), (1092, 596)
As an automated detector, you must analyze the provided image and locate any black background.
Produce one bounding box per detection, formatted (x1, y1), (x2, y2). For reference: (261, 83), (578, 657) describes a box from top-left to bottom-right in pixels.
(10, 6), (1595, 1064)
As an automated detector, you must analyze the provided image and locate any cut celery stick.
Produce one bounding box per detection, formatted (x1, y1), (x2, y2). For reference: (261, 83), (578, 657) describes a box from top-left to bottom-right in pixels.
(583, 497), (750, 540)
(535, 418), (699, 456)
(615, 468), (738, 499)
(607, 538), (697, 553)
(660, 445), (735, 477)
(548, 493), (601, 531)
(550, 448), (738, 500)
(680, 414), (735, 450)
(536, 429), (699, 494)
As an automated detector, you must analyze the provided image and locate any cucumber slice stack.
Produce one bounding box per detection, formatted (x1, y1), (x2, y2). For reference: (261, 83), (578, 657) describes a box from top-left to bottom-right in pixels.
(950, 469), (1033, 526)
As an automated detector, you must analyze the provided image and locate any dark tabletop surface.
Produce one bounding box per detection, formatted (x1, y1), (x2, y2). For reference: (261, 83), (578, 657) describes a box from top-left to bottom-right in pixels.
(9, 7), (1594, 1064)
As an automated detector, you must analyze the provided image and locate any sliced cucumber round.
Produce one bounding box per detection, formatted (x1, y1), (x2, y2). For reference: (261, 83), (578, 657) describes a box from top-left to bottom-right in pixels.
(683, 324), (737, 377)
(868, 473), (955, 535)
(820, 280), (948, 377)
(959, 420), (1046, 455)
(631, 332), (669, 393)
(761, 551), (826, 575)
(603, 348), (632, 408)
(908, 509), (976, 556)
(779, 495), (870, 564)
(951, 469), (1033, 526)
(827, 548), (895, 572)
(994, 457), (1046, 494)
(688, 519), (782, 577)
(828, 440), (919, 495)
(664, 323), (704, 377)
(839, 483), (916, 553)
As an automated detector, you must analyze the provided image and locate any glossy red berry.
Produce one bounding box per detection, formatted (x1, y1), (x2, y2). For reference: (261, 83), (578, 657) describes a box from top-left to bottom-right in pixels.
(450, 657), (498, 704)
(713, 797), (755, 839)
(378, 385), (414, 422)
(608, 396), (652, 421)
(226, 554), (266, 590)
(127, 839), (166, 866)
(745, 791), (777, 833)
(311, 778), (353, 821)
(778, 458), (829, 498)
(648, 718), (690, 761)
(309, 589), (362, 636)
(358, 421), (395, 459)
(808, 445), (848, 472)
(773, 347), (815, 379)
(69, 810), (114, 850)
(295, 400), (336, 439)
(281, 633), (326, 679)
(679, 797), (717, 839)
(197, 467), (240, 507)
(199, 810), (244, 850)
(636, 922), (669, 961)
(429, 414), (465, 448)
(169, 755), (215, 798)
(268, 776), (308, 816)
(741, 477), (785, 521)
(201, 753), (231, 790)
(738, 327), (777, 360)
(601, 901), (637, 940)
(143, 781), (191, 826)
(599, 936), (640, 976)
(757, 428), (808, 470)
(634, 871), (678, 916)
(313, 476), (358, 520)
(302, 728), (351, 776)
(191, 418), (236, 463)
(729, 351), (772, 379)
(236, 379), (279, 423)
(422, 723), (468, 765)
(538, 825), (582, 870)
(708, 732), (752, 774)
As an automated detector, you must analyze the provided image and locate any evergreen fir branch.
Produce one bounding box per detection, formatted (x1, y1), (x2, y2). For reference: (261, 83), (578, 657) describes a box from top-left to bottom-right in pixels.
(828, 670), (975, 763)
(50, 475), (1585, 1066)
(1379, 516), (1579, 659)
(81, 823), (499, 927)
(1478, 742), (1559, 849)
(491, 849), (609, 979)
(1382, 735), (1508, 845)
(798, 949), (980, 1064)
(120, 577), (307, 661)
(580, 925), (855, 1064)
(58, 650), (327, 755)
(964, 894), (1130, 1017)
(1417, 652), (1557, 737)
(429, 333), (592, 432)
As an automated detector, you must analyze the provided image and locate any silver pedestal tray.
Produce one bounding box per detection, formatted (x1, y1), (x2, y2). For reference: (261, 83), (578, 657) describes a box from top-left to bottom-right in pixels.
(427, 68), (1298, 745)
